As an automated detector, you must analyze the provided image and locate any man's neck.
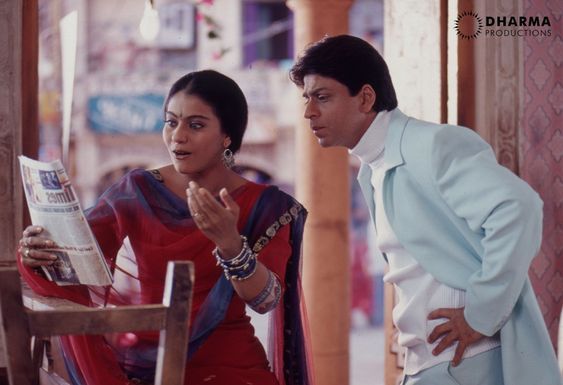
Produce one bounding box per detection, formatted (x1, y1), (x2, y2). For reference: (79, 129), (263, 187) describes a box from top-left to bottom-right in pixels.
(349, 111), (378, 149)
(349, 110), (391, 164)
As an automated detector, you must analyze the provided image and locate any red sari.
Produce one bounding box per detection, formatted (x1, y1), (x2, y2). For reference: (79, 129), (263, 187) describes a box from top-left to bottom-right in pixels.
(18, 169), (312, 385)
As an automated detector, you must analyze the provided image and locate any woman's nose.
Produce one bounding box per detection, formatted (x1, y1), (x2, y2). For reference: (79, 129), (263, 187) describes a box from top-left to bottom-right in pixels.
(171, 124), (188, 143)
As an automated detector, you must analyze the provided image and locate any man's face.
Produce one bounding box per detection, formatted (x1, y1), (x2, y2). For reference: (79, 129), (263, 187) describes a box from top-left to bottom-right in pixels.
(302, 74), (370, 149)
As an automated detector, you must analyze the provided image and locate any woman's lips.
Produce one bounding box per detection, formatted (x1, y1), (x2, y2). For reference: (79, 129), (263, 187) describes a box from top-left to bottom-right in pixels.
(172, 150), (192, 159)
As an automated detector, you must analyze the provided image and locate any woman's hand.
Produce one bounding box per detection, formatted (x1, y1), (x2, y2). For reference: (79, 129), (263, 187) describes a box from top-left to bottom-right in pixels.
(186, 181), (242, 258)
(19, 226), (58, 268)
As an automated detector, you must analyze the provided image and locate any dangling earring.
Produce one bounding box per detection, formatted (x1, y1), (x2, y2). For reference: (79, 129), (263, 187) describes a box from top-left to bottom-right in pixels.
(222, 148), (235, 169)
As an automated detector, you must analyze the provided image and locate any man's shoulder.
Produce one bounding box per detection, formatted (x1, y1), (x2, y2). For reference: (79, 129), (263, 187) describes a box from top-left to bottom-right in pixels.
(401, 116), (486, 150)
(401, 115), (463, 137)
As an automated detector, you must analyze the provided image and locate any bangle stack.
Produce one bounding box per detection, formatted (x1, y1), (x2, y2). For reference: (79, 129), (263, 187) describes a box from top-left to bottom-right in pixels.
(213, 235), (257, 281)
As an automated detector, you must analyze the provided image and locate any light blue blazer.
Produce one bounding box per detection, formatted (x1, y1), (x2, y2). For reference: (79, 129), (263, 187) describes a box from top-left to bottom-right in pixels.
(357, 109), (561, 385)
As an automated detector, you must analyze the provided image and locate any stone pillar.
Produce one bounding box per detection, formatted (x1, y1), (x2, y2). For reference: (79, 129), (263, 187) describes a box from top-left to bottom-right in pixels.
(383, 1), (444, 384)
(0, 0), (24, 372)
(286, 1), (353, 384)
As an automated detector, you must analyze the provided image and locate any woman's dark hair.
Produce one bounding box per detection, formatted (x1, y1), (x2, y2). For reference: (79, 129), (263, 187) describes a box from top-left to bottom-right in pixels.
(290, 35), (398, 112)
(164, 70), (248, 153)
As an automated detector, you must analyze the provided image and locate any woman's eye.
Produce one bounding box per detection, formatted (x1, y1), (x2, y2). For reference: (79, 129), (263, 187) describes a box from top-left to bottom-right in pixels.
(189, 121), (204, 129)
(164, 119), (177, 128)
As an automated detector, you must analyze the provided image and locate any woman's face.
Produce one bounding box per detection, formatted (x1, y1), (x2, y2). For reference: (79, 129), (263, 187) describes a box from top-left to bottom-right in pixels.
(163, 92), (229, 175)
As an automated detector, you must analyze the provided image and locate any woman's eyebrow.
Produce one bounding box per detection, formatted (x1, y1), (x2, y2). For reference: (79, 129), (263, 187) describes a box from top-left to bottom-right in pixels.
(165, 111), (210, 120)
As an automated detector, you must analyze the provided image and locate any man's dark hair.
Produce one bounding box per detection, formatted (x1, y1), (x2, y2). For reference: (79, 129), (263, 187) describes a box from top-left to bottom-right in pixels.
(290, 35), (398, 112)
(164, 70), (248, 153)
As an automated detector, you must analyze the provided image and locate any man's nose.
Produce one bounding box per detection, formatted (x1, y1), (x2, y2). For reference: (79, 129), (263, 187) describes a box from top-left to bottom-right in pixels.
(304, 102), (318, 119)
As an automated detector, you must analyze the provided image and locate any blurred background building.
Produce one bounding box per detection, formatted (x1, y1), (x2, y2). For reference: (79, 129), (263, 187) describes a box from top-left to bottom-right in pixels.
(1, 0), (560, 384)
(37, 0), (382, 202)
(36, 0), (386, 383)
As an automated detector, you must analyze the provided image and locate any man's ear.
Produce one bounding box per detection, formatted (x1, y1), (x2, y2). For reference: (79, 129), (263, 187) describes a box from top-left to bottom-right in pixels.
(359, 84), (376, 113)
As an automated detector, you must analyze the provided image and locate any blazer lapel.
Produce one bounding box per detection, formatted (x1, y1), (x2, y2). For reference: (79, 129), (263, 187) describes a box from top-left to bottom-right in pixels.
(383, 109), (410, 171)
(357, 163), (375, 227)
(356, 109), (411, 230)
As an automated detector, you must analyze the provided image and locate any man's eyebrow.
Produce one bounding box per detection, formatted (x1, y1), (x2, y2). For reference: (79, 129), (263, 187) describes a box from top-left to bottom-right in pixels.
(302, 87), (328, 98)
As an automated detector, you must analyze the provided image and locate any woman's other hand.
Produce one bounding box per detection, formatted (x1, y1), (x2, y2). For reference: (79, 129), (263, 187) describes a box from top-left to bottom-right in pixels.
(19, 226), (58, 268)
(186, 181), (243, 258)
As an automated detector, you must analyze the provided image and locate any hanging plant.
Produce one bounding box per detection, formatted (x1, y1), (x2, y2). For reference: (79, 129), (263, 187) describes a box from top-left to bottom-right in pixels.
(193, 0), (229, 59)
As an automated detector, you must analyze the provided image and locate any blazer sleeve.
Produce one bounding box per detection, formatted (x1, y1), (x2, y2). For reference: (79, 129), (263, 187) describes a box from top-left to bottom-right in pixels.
(429, 125), (543, 336)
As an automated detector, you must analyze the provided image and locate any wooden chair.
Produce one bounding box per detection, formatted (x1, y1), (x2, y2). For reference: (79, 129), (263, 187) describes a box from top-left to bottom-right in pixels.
(0, 261), (194, 385)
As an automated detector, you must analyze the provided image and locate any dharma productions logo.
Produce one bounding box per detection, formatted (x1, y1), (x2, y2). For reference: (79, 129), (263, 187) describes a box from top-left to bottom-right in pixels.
(455, 11), (483, 39)
(455, 11), (552, 39)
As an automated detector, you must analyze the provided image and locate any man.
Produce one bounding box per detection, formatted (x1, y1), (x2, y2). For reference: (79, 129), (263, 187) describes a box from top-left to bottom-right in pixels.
(290, 34), (560, 385)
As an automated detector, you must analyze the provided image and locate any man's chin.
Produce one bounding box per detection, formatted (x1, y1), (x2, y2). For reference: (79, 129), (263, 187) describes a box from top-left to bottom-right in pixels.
(317, 137), (332, 147)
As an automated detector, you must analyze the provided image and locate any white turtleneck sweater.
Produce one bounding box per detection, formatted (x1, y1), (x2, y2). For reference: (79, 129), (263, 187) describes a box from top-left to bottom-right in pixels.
(350, 110), (499, 375)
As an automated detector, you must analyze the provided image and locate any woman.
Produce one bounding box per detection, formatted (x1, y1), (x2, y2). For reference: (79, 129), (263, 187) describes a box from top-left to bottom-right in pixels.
(18, 70), (312, 385)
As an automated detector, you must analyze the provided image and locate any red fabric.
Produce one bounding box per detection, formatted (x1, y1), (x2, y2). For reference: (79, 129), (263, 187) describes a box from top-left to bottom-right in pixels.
(18, 170), (293, 385)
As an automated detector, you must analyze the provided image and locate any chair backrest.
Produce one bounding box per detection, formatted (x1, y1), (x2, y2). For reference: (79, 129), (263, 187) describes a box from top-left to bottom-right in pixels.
(0, 261), (194, 385)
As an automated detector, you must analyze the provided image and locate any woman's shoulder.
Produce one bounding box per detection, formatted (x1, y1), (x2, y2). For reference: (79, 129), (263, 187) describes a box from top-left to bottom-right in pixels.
(97, 168), (143, 194)
(122, 168), (170, 187)
(239, 181), (283, 199)
(98, 169), (159, 200)
(242, 182), (305, 213)
(115, 168), (152, 182)
(145, 168), (164, 183)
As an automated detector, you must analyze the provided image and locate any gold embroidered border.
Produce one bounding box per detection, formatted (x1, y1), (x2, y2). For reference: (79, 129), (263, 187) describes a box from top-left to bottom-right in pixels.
(251, 203), (304, 253)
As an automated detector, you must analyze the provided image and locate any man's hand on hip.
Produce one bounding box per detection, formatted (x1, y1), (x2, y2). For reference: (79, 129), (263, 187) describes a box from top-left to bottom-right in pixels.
(427, 307), (485, 366)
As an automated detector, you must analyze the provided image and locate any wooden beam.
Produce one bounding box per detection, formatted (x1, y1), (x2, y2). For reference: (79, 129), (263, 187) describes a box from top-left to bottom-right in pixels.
(27, 306), (168, 336)
(440, 0), (448, 124)
(0, 0), (24, 375)
(0, 268), (38, 385)
(22, 0), (39, 160)
(5, 262), (193, 385)
(21, 0), (39, 229)
(155, 261), (193, 385)
(457, 0), (476, 129)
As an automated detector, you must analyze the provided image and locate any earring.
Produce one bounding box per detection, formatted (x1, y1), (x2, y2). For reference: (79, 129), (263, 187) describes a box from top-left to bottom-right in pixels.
(222, 148), (235, 169)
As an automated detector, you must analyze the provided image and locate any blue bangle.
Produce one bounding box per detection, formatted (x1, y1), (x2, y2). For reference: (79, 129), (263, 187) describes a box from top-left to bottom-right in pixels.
(213, 236), (258, 281)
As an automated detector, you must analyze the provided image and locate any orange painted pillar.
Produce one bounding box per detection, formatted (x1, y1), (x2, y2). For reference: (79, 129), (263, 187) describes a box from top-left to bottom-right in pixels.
(286, 1), (353, 384)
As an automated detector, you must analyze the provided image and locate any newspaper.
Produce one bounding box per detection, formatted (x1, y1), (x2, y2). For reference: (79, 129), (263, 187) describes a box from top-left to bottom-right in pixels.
(18, 156), (113, 286)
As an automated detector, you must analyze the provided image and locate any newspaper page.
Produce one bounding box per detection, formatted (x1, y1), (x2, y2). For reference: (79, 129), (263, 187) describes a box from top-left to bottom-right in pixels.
(18, 156), (113, 286)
